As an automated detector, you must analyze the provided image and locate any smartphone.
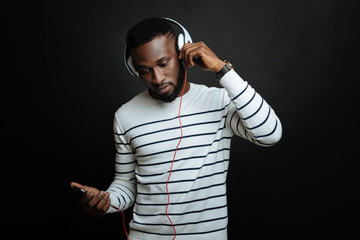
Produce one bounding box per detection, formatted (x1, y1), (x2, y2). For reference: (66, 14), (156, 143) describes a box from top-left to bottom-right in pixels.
(72, 186), (88, 195)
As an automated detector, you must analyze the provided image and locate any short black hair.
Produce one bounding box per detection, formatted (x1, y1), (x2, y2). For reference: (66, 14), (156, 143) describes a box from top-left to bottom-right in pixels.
(126, 17), (175, 52)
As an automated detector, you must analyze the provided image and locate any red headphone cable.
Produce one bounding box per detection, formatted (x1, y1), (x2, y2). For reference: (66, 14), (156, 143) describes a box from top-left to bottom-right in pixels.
(165, 67), (187, 240)
(115, 68), (187, 240)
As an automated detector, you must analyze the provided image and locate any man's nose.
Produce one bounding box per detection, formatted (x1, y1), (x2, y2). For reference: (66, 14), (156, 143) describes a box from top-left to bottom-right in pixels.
(152, 67), (165, 85)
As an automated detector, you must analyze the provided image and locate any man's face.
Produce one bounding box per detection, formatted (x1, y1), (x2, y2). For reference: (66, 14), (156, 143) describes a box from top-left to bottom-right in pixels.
(130, 33), (184, 102)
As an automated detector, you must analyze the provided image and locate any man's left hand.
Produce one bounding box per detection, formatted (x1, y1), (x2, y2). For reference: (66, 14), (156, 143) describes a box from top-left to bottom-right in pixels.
(179, 42), (225, 73)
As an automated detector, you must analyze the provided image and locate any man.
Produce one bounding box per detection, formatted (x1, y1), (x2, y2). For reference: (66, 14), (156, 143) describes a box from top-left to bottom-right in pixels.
(71, 17), (282, 239)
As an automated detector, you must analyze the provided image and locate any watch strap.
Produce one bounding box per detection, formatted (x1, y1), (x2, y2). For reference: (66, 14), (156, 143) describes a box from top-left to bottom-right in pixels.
(215, 60), (233, 80)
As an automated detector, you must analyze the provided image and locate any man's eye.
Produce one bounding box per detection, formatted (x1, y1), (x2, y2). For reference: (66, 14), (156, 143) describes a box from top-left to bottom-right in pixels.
(159, 61), (168, 67)
(139, 68), (150, 74)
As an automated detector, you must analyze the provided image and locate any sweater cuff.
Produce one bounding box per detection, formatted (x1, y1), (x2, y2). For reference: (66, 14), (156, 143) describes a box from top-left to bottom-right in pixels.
(106, 191), (119, 214)
(218, 70), (248, 98)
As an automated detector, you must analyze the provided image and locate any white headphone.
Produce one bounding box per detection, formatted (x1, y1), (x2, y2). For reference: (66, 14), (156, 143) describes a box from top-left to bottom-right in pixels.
(124, 17), (193, 77)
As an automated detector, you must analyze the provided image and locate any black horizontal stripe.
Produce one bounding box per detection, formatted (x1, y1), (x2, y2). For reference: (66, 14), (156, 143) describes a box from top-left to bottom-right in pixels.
(231, 82), (249, 101)
(237, 90), (256, 111)
(181, 101), (231, 118)
(137, 180), (226, 196)
(133, 215), (227, 227)
(115, 151), (134, 155)
(135, 192), (226, 206)
(114, 116), (178, 136)
(133, 126), (226, 150)
(137, 147), (230, 167)
(131, 226), (227, 236)
(114, 141), (130, 146)
(136, 158), (229, 178)
(171, 159), (229, 174)
(246, 106), (271, 130)
(235, 118), (245, 139)
(254, 119), (278, 138)
(115, 160), (136, 165)
(136, 136), (231, 158)
(122, 184), (137, 199)
(134, 203), (227, 217)
(130, 116), (226, 144)
(115, 169), (135, 174)
(137, 170), (228, 186)
(109, 183), (137, 201)
(242, 98), (264, 120)
(116, 196), (123, 208)
(108, 188), (128, 206)
(254, 139), (275, 146)
(109, 186), (130, 202)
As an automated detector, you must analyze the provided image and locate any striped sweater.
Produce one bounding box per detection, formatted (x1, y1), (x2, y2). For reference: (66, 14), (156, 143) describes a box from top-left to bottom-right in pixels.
(106, 70), (282, 240)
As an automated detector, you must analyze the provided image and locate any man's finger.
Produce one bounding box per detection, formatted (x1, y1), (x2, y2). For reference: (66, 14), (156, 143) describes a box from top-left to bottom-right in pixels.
(70, 182), (99, 195)
(179, 42), (195, 61)
(79, 193), (92, 205)
(180, 43), (198, 67)
(94, 192), (110, 217)
(70, 182), (90, 192)
(94, 191), (107, 209)
(87, 191), (101, 208)
(85, 191), (107, 217)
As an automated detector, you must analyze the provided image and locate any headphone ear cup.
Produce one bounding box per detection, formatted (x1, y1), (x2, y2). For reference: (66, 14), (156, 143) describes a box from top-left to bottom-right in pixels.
(124, 44), (139, 77)
(126, 55), (139, 77)
(177, 33), (184, 53)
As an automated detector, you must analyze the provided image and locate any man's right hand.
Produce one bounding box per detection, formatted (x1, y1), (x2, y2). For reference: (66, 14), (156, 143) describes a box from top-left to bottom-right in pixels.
(70, 182), (111, 217)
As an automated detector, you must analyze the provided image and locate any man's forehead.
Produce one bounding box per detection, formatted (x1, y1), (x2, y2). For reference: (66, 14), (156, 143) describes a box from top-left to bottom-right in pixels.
(131, 35), (176, 65)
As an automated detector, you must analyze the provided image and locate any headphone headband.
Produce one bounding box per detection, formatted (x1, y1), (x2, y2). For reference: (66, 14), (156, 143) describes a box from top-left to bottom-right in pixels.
(161, 17), (193, 51)
(124, 17), (192, 77)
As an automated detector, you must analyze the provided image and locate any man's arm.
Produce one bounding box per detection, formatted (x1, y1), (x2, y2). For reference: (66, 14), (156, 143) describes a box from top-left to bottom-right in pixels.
(179, 42), (282, 146)
(70, 116), (137, 216)
(220, 70), (282, 146)
(106, 115), (137, 213)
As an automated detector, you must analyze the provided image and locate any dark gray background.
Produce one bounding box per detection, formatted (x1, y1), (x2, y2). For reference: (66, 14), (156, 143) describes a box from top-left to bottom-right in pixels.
(2, 0), (359, 239)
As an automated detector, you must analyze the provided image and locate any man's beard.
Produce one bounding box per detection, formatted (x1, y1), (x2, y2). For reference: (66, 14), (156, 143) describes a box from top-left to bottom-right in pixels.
(151, 63), (185, 103)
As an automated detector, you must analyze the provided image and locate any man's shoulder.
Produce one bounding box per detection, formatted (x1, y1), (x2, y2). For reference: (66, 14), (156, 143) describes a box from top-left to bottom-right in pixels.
(190, 82), (228, 102)
(114, 90), (148, 119)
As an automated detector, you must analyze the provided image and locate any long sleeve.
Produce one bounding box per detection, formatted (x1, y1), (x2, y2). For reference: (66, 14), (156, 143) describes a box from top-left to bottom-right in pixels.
(106, 116), (137, 213)
(220, 70), (282, 146)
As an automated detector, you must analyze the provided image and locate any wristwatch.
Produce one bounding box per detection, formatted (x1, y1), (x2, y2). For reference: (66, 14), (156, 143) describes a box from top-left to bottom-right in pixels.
(215, 60), (234, 80)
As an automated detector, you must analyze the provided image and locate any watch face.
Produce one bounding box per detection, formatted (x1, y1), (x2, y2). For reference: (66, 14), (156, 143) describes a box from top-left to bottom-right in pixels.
(225, 63), (232, 70)
(225, 61), (233, 69)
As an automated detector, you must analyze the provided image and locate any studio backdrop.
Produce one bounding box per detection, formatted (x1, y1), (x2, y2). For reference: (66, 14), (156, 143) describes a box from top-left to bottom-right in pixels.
(2, 0), (359, 239)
